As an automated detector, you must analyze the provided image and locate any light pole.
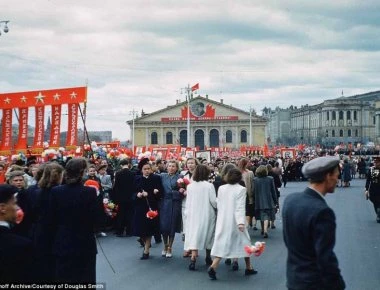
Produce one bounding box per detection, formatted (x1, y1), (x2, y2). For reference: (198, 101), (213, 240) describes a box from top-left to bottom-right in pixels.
(0, 20), (10, 36)
(181, 84), (192, 147)
(130, 109), (137, 153)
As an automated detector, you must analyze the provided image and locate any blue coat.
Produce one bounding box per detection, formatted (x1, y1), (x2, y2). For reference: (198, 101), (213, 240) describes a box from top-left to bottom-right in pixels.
(282, 188), (345, 290)
(159, 173), (183, 236)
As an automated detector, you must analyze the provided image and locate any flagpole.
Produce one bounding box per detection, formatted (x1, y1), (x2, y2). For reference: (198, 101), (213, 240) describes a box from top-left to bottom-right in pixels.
(187, 84), (191, 148)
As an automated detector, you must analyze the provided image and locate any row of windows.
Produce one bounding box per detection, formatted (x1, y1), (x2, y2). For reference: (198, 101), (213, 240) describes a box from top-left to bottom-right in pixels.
(325, 129), (358, 138)
(150, 130), (248, 144)
(326, 110), (357, 121)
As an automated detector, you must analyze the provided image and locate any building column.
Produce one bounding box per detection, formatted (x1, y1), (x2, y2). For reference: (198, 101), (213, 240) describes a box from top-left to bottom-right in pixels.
(220, 125), (224, 147)
(175, 127), (179, 145)
(160, 127), (164, 145)
(235, 126), (239, 148)
(205, 125), (209, 148)
(145, 128), (149, 147)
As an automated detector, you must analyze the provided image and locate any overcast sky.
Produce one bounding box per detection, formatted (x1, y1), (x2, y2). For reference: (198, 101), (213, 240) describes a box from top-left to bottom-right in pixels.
(1, 0), (380, 140)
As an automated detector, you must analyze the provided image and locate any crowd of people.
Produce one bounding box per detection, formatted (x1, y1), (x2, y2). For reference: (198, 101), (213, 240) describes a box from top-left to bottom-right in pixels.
(0, 151), (379, 285)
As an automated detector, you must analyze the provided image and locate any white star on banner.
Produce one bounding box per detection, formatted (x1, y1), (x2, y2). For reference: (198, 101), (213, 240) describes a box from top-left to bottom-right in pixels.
(35, 92), (45, 104)
(20, 96), (27, 103)
(4, 97), (11, 104)
(70, 92), (77, 99)
(53, 93), (60, 101)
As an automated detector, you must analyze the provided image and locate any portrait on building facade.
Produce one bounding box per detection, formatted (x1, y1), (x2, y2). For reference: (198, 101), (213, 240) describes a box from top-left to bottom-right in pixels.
(191, 101), (206, 117)
(195, 150), (211, 162)
(281, 148), (296, 159)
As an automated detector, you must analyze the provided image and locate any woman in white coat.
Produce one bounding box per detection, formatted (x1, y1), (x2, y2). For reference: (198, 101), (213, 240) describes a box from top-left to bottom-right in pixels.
(208, 168), (257, 280)
(184, 164), (217, 271)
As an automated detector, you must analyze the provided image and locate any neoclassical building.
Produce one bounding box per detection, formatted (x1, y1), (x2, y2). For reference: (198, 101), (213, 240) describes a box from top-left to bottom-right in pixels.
(266, 90), (380, 146)
(126, 96), (266, 149)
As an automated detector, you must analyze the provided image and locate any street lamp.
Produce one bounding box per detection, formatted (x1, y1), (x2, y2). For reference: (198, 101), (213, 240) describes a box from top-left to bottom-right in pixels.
(0, 20), (10, 36)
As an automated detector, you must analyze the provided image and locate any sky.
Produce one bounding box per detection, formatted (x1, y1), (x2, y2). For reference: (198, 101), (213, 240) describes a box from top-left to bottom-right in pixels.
(1, 0), (380, 141)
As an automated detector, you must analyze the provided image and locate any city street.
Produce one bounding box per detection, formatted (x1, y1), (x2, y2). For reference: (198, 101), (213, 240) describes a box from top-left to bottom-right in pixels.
(97, 178), (380, 290)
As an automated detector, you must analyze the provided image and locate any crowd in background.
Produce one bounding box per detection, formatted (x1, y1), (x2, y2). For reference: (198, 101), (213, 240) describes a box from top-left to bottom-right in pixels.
(0, 150), (377, 283)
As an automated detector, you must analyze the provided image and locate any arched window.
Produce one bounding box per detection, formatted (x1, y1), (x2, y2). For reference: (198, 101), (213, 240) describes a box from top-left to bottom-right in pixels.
(348, 129), (351, 137)
(226, 130), (232, 143)
(179, 130), (187, 147)
(347, 111), (351, 120)
(339, 111), (344, 120)
(354, 111), (357, 120)
(210, 129), (219, 147)
(332, 130), (335, 137)
(339, 130), (343, 137)
(240, 130), (247, 143)
(326, 111), (329, 120)
(355, 129), (358, 137)
(166, 132), (173, 144)
(332, 111), (336, 120)
(151, 132), (158, 144)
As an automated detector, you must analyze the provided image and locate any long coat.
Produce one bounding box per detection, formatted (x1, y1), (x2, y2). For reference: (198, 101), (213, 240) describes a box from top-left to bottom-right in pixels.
(184, 181), (216, 251)
(159, 173), (184, 236)
(253, 176), (278, 210)
(0, 225), (34, 283)
(211, 184), (251, 258)
(132, 174), (162, 237)
(282, 188), (345, 290)
(49, 183), (98, 283)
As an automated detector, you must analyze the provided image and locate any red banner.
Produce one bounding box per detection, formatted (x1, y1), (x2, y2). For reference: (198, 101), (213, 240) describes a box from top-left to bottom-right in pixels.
(67, 103), (78, 147)
(0, 109), (13, 151)
(0, 87), (87, 109)
(50, 105), (61, 147)
(33, 106), (45, 148)
(16, 108), (29, 149)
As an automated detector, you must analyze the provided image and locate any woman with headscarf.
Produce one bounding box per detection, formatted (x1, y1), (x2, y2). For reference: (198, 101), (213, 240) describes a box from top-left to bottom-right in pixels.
(132, 158), (162, 259)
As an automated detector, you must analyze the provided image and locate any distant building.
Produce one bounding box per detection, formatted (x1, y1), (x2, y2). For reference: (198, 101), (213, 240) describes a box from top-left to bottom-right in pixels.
(126, 95), (267, 149)
(265, 90), (380, 146)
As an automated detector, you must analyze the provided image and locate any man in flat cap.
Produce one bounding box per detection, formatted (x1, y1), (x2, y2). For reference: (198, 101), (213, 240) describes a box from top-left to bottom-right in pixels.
(282, 156), (345, 290)
(365, 156), (380, 222)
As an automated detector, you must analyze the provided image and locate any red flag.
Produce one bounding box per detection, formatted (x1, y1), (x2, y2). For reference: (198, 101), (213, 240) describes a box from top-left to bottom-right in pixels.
(191, 83), (199, 91)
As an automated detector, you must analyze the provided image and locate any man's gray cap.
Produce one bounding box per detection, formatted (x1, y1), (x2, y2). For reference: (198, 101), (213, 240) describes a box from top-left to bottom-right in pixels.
(302, 156), (340, 178)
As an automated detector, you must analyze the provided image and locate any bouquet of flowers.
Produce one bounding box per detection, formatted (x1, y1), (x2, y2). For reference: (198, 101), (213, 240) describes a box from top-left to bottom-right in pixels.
(103, 198), (119, 218)
(244, 241), (266, 257)
(145, 197), (158, 219)
(177, 177), (190, 189)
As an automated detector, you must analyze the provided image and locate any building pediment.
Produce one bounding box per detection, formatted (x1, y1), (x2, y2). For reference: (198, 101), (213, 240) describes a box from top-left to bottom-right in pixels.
(127, 96), (265, 124)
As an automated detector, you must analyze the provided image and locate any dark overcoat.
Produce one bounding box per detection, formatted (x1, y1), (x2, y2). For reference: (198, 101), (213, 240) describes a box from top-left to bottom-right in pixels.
(282, 188), (345, 290)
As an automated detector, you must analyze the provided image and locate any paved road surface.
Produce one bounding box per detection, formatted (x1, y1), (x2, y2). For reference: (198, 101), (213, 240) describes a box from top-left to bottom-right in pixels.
(97, 178), (380, 290)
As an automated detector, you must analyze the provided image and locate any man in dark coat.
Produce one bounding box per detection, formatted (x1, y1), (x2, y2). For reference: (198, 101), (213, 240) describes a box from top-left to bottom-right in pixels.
(282, 156), (345, 290)
(365, 156), (380, 222)
(0, 184), (34, 282)
(112, 158), (136, 237)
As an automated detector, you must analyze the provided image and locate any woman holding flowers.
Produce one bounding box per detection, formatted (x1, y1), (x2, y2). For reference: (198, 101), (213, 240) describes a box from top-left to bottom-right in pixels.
(133, 158), (162, 260)
(184, 164), (216, 271)
(208, 168), (257, 280)
(180, 157), (199, 257)
(160, 160), (185, 258)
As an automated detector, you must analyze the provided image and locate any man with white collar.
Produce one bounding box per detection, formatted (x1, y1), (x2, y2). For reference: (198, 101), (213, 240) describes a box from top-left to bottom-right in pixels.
(0, 184), (34, 282)
(282, 156), (345, 290)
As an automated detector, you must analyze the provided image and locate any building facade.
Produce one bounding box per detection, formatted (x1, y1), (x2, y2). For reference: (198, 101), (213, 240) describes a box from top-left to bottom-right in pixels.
(127, 96), (267, 149)
(266, 90), (380, 146)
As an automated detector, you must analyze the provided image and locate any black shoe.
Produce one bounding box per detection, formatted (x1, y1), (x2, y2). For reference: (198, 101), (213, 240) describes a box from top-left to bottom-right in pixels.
(271, 225), (276, 229)
(245, 268), (258, 276)
(261, 231), (264, 235)
(263, 233), (268, 238)
(252, 226), (258, 231)
(232, 261), (239, 271)
(205, 256), (213, 266)
(189, 260), (196, 271)
(225, 258), (231, 265)
(140, 252), (149, 260)
(207, 267), (217, 280)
